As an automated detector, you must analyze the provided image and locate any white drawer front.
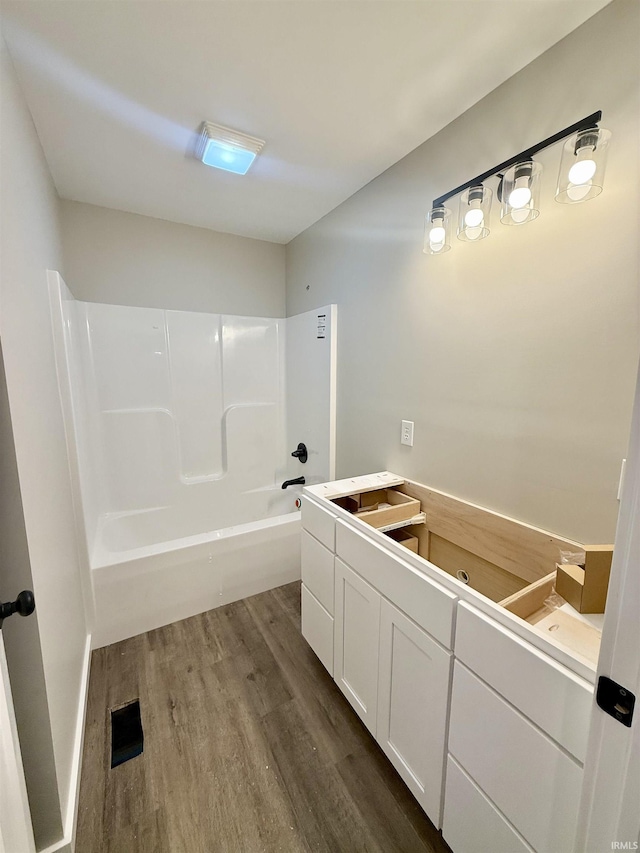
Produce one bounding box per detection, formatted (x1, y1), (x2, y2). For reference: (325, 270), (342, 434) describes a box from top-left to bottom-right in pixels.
(443, 756), (534, 853)
(301, 530), (334, 614)
(449, 662), (583, 853)
(301, 584), (334, 676)
(336, 520), (456, 649)
(455, 602), (593, 762)
(301, 496), (336, 551)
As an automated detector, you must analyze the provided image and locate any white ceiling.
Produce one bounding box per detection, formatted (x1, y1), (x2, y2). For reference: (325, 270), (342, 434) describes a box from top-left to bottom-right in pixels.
(2, 1), (609, 244)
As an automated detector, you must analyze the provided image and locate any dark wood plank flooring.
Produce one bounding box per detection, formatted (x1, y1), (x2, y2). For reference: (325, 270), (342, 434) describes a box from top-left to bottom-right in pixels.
(76, 582), (452, 853)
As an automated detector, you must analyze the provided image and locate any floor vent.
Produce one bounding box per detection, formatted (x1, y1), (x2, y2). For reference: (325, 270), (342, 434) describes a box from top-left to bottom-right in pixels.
(111, 700), (143, 768)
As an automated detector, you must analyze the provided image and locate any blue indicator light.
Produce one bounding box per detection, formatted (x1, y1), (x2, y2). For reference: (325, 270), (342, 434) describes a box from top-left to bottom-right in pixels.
(201, 139), (257, 174)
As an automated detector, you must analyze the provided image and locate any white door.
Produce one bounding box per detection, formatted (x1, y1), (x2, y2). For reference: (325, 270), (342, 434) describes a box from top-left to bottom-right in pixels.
(334, 557), (381, 734)
(377, 598), (452, 827)
(0, 631), (35, 853)
(577, 360), (640, 853)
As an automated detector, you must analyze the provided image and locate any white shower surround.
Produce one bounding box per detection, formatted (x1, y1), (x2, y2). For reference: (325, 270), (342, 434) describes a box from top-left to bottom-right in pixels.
(49, 273), (336, 647)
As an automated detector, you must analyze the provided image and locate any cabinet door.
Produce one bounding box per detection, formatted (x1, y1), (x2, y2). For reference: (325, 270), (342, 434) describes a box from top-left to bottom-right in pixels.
(334, 558), (381, 734)
(377, 598), (452, 827)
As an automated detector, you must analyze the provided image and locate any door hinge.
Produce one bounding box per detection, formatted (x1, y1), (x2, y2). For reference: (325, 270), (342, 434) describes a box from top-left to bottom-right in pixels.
(597, 676), (635, 727)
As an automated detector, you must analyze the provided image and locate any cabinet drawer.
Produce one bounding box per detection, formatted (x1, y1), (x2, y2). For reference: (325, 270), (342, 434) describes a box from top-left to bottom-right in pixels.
(336, 520), (456, 649)
(449, 662), (583, 853)
(301, 584), (334, 676)
(301, 530), (334, 614)
(301, 496), (336, 551)
(455, 602), (593, 762)
(443, 756), (533, 853)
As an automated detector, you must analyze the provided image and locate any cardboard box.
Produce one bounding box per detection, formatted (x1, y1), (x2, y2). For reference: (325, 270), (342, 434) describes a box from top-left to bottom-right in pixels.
(555, 545), (614, 614)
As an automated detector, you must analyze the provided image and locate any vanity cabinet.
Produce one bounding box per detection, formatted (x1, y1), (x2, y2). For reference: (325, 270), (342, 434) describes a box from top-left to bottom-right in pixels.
(302, 487), (456, 830)
(301, 473), (602, 851)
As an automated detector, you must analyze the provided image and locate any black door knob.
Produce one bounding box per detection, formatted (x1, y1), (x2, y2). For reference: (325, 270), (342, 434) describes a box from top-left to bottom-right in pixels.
(0, 590), (36, 628)
(291, 443), (308, 464)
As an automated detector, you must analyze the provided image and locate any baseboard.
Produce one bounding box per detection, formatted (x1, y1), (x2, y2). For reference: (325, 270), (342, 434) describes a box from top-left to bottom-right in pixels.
(39, 633), (92, 853)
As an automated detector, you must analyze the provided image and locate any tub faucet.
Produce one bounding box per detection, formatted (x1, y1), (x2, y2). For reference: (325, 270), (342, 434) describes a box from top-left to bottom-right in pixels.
(282, 476), (305, 490)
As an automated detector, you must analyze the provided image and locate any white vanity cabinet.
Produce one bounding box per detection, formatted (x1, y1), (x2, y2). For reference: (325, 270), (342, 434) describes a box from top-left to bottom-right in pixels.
(332, 548), (455, 828)
(301, 473), (601, 851)
(301, 491), (457, 830)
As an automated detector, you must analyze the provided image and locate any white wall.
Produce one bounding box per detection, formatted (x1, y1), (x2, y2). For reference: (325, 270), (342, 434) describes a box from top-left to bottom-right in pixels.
(0, 26), (88, 848)
(60, 199), (286, 316)
(286, 0), (640, 544)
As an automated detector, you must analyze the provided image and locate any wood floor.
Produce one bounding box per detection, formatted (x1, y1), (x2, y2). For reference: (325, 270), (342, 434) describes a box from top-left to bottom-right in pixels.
(76, 581), (452, 853)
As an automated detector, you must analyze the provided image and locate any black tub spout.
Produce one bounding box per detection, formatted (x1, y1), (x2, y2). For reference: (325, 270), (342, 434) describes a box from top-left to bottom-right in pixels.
(282, 476), (305, 489)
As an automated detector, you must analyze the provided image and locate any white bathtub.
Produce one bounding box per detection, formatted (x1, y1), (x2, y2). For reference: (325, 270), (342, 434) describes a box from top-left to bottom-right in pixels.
(91, 488), (302, 648)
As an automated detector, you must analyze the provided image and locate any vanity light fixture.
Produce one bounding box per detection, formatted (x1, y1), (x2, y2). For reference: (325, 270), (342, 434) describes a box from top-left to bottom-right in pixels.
(424, 206), (452, 253)
(424, 111), (610, 255)
(499, 160), (542, 225)
(197, 122), (265, 175)
(555, 126), (611, 203)
(458, 185), (492, 241)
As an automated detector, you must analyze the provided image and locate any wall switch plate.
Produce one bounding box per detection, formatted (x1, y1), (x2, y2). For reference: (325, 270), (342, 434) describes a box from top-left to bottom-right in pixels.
(401, 420), (414, 447)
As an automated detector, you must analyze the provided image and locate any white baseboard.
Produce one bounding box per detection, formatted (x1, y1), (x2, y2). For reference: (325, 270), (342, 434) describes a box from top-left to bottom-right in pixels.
(39, 633), (92, 853)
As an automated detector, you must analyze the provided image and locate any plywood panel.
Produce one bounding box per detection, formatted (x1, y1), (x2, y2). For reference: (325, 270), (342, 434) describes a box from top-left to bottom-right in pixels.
(499, 572), (556, 619)
(400, 482), (581, 584)
(429, 534), (526, 602)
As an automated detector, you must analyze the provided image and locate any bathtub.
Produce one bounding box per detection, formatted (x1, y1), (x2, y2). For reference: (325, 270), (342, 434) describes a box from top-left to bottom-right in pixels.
(91, 487), (302, 648)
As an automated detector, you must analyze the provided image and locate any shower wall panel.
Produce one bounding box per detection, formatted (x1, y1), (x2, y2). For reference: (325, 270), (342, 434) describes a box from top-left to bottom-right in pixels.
(66, 300), (286, 555)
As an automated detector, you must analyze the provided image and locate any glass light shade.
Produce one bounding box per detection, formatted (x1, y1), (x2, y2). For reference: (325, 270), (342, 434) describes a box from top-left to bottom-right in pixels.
(424, 206), (452, 254)
(457, 186), (492, 242)
(500, 160), (542, 225)
(555, 127), (611, 204)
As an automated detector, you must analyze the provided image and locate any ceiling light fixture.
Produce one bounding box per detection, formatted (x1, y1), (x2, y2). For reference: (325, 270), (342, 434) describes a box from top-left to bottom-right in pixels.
(424, 111), (610, 255)
(197, 122), (265, 175)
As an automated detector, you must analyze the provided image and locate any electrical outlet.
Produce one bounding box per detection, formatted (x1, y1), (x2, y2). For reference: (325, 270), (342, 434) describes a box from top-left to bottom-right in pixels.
(401, 420), (414, 447)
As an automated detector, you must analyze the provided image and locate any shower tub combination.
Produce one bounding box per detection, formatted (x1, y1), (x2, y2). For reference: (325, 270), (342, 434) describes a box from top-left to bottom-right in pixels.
(92, 497), (301, 648)
(50, 273), (334, 647)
